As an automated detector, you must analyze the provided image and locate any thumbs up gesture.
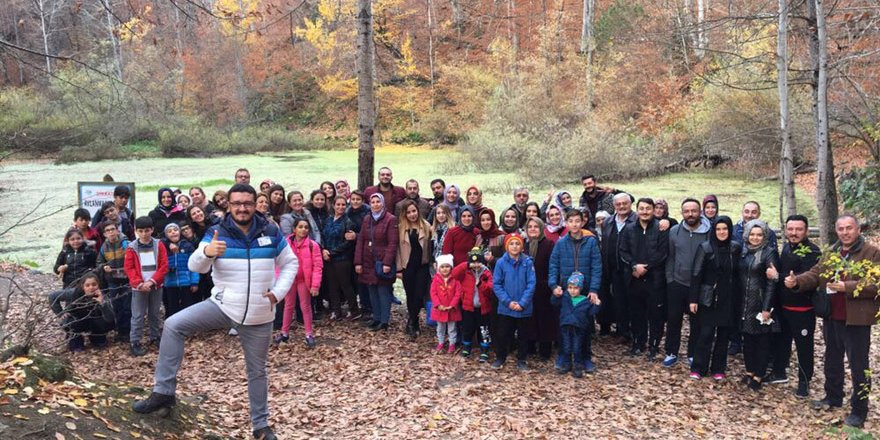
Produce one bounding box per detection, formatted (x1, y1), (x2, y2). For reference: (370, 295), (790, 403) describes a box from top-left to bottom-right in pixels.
(204, 230), (227, 258)
(784, 270), (797, 289)
(765, 263), (778, 280)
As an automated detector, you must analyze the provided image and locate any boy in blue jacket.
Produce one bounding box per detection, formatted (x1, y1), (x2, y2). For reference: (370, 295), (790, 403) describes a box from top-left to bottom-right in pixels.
(552, 272), (601, 377)
(491, 234), (536, 371)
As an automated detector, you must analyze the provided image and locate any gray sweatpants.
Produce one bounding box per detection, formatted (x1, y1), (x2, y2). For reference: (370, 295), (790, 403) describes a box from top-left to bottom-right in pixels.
(130, 288), (162, 344)
(152, 300), (273, 430)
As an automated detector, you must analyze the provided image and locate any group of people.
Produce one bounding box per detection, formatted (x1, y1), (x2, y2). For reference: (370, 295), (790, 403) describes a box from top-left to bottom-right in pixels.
(47, 167), (880, 440)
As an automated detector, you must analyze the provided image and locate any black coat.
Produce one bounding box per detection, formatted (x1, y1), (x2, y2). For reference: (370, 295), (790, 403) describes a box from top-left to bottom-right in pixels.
(739, 246), (780, 334)
(619, 218), (669, 289)
(690, 241), (741, 328)
(54, 246), (98, 288)
(601, 211), (637, 273)
(777, 239), (821, 309)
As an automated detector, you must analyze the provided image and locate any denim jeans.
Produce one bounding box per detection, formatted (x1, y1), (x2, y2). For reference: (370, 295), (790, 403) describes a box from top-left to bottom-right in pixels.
(367, 284), (393, 324)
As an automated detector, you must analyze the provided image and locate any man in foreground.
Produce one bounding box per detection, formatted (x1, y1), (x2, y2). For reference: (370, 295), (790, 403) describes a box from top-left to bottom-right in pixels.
(132, 184), (298, 440)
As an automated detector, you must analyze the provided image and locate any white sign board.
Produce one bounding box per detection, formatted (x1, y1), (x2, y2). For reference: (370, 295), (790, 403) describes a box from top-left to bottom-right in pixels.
(77, 182), (136, 218)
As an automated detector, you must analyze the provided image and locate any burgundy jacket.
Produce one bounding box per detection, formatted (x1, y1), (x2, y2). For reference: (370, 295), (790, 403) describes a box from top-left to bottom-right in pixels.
(364, 185), (406, 212)
(354, 211), (399, 286)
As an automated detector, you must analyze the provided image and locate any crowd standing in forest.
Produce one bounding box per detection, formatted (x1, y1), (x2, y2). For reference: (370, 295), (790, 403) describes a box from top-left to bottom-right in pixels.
(47, 167), (880, 439)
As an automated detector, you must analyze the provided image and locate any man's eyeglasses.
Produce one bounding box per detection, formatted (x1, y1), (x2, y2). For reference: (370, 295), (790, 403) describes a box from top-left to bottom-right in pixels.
(229, 201), (256, 208)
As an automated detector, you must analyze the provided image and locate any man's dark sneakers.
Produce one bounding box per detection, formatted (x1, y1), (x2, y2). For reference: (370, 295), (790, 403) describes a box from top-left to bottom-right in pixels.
(795, 381), (809, 399)
(132, 392), (175, 414)
(811, 396), (843, 411)
(766, 372), (788, 384)
(130, 342), (147, 357)
(844, 413), (866, 428)
(253, 426), (278, 440)
(646, 348), (659, 361)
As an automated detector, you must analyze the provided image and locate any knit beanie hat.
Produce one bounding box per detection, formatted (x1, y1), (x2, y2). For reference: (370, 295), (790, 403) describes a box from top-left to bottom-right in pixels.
(468, 247), (486, 264)
(436, 254), (455, 268)
(164, 223), (180, 234)
(503, 233), (524, 252)
(567, 271), (585, 289)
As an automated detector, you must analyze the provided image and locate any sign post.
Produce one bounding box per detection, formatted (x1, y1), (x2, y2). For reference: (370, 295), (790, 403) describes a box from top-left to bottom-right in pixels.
(77, 182), (136, 218)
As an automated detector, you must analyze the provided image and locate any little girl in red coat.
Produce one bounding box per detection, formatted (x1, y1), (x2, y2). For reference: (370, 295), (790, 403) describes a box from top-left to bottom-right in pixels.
(430, 254), (462, 354)
(451, 248), (494, 362)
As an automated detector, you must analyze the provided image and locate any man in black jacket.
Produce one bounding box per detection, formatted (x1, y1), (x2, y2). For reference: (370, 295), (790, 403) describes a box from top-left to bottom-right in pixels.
(766, 214), (821, 397)
(601, 192), (638, 342)
(579, 175), (615, 229)
(620, 198), (669, 358)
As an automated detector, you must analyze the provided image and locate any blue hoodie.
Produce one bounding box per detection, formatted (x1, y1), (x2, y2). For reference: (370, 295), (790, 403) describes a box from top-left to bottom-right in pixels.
(162, 238), (199, 288)
(492, 252), (536, 318)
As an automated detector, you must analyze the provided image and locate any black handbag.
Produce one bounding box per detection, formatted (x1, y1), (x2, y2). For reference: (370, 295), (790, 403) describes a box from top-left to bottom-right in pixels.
(812, 287), (832, 319)
(370, 219), (396, 280)
(699, 283), (717, 308)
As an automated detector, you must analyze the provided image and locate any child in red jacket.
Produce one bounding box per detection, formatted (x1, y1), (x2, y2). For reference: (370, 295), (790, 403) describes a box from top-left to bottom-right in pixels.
(430, 254), (462, 354)
(124, 216), (168, 357)
(451, 248), (494, 362)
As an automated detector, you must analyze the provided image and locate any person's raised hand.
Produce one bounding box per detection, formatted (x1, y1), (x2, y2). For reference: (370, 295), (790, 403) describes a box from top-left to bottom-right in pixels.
(204, 230), (226, 258)
(766, 263), (778, 281)
(784, 270), (797, 289)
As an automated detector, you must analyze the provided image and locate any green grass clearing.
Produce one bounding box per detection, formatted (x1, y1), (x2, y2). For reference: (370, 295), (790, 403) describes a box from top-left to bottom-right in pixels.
(0, 146), (814, 270)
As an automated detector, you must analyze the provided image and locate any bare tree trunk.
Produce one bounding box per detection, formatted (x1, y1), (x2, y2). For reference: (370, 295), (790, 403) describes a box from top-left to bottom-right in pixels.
(356, 0), (375, 190)
(508, 0), (518, 56)
(777, 0), (795, 221)
(695, 0), (707, 58)
(808, 0), (838, 243)
(426, 0), (436, 109)
(100, 0), (123, 82)
(450, 0), (463, 46)
(581, 0), (593, 113)
(34, 0), (52, 73)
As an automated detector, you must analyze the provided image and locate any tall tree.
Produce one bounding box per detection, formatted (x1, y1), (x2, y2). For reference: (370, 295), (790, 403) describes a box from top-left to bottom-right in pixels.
(356, 0), (375, 190)
(808, 0), (838, 243)
(777, 0), (795, 220)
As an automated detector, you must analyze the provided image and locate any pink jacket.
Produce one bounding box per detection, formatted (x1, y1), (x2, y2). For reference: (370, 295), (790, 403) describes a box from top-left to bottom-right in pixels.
(288, 235), (323, 291)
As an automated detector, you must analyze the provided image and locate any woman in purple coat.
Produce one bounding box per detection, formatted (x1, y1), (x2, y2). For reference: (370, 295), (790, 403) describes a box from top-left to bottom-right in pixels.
(354, 193), (399, 331)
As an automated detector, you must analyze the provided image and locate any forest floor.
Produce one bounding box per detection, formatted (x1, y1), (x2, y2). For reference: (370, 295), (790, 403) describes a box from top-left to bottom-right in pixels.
(1, 268), (878, 439)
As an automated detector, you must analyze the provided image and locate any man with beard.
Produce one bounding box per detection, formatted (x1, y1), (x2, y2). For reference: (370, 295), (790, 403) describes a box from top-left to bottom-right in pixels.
(364, 167), (406, 210)
(579, 175), (615, 229)
(132, 184), (298, 440)
(765, 214), (821, 397)
(508, 187), (530, 228)
(428, 178), (446, 209)
(394, 179), (431, 218)
(662, 198), (711, 368)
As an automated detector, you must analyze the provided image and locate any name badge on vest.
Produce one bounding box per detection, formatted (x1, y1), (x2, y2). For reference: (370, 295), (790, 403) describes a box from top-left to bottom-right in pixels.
(257, 236), (272, 247)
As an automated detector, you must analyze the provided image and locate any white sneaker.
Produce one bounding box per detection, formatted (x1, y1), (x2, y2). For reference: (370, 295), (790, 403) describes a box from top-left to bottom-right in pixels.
(228, 328), (239, 336)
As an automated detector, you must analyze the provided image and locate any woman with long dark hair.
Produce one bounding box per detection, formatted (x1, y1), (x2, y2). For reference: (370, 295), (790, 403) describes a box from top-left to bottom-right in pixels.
(48, 272), (116, 351)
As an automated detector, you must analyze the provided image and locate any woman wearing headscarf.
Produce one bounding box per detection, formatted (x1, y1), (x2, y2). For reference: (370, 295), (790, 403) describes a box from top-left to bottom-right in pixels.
(335, 179), (352, 202)
(259, 179), (275, 194)
(465, 186), (484, 212)
(738, 219), (780, 391)
(541, 190), (575, 217)
(524, 216), (558, 360)
(499, 207), (523, 235)
(702, 195), (719, 223)
(438, 184), (464, 223)
(354, 193), (399, 331)
(396, 199), (433, 338)
(442, 206), (478, 266)
(688, 216), (741, 380)
(148, 188), (186, 237)
(475, 208), (505, 266)
(543, 205), (568, 243)
(654, 199), (678, 227)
